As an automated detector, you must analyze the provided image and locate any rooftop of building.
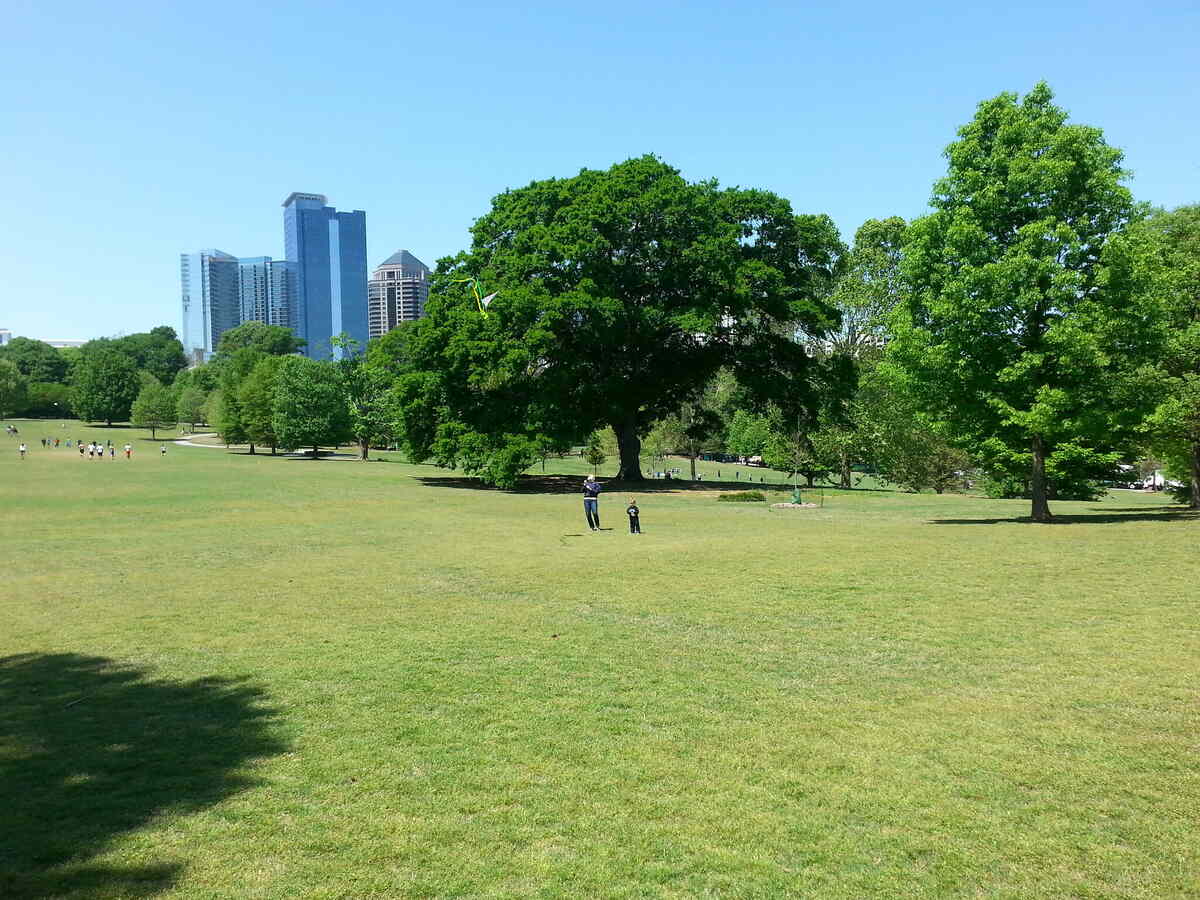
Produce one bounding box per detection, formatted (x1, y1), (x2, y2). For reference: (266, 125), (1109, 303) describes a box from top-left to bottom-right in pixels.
(281, 192), (328, 208)
(375, 249), (430, 271)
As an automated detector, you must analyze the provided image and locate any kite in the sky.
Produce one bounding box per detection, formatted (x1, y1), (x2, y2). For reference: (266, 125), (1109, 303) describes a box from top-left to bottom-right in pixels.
(453, 277), (499, 317)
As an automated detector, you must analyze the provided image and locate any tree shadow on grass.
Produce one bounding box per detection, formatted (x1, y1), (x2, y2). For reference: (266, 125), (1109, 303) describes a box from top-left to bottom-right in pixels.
(413, 474), (794, 495)
(0, 653), (286, 899)
(929, 509), (1198, 525)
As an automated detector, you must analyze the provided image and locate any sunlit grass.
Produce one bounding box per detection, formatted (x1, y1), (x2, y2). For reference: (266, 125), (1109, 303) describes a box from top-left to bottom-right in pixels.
(1, 419), (1196, 898)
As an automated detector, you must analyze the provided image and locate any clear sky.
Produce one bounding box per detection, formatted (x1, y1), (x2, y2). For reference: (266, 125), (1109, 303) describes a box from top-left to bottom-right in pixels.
(1, 0), (1196, 342)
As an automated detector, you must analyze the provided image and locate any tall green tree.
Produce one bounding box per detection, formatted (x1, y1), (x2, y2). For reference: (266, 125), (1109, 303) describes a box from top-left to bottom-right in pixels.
(237, 356), (286, 454)
(71, 346), (140, 425)
(0, 359), (28, 418)
(130, 376), (178, 439)
(1140, 204), (1200, 507)
(333, 335), (393, 460)
(891, 83), (1162, 521)
(272, 357), (351, 459)
(214, 348), (264, 451)
(393, 155), (844, 488)
(216, 322), (304, 358)
(0, 337), (69, 383)
(175, 385), (208, 431)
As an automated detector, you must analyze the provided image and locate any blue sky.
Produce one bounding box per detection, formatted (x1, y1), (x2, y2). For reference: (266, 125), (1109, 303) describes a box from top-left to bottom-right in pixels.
(1, 0), (1196, 342)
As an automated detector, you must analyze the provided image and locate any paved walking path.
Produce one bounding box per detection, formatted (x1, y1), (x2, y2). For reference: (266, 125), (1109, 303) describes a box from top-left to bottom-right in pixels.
(172, 434), (359, 460)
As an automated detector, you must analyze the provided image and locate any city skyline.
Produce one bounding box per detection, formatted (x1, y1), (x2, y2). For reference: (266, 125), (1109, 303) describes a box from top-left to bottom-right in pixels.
(2, 2), (1197, 341)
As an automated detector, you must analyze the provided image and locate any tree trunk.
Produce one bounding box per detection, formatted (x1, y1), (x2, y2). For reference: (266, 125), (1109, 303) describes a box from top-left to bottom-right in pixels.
(1190, 442), (1200, 510)
(689, 454), (697, 480)
(360, 437), (369, 460)
(248, 443), (255, 455)
(313, 444), (319, 460)
(150, 425), (156, 439)
(1030, 435), (1052, 522)
(613, 420), (643, 481)
(840, 453), (851, 489)
(806, 472), (816, 488)
(271, 444), (276, 456)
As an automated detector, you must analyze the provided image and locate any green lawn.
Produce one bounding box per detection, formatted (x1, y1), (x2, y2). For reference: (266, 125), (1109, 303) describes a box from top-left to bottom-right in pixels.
(2, 420), (1197, 898)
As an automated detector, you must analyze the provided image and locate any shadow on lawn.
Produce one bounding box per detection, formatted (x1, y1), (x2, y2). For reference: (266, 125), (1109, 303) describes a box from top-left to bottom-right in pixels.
(929, 508), (1198, 525)
(414, 474), (792, 494)
(0, 653), (285, 899)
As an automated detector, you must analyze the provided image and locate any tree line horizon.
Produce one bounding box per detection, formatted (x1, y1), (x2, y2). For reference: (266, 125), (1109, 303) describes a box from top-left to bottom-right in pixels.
(2, 82), (1196, 521)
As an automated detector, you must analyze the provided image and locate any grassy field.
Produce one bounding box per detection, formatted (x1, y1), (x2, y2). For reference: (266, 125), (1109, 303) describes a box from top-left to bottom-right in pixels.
(2, 420), (1197, 898)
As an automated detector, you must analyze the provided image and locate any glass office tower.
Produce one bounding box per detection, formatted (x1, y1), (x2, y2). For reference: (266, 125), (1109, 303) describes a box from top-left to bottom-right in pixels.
(282, 193), (368, 358)
(180, 249), (240, 359)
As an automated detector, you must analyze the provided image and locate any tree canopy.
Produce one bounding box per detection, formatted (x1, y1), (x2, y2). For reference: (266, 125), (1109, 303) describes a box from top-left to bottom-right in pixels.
(0, 359), (28, 418)
(890, 82), (1162, 521)
(272, 357), (351, 457)
(216, 322), (305, 358)
(71, 345), (140, 425)
(0, 337), (70, 383)
(110, 328), (188, 384)
(130, 375), (177, 439)
(393, 155), (844, 488)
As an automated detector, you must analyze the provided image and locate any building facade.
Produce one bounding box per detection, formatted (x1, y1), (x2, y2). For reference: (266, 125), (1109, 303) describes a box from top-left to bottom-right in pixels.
(237, 257), (296, 331)
(180, 249), (240, 359)
(282, 193), (368, 358)
(181, 251), (296, 360)
(367, 250), (430, 339)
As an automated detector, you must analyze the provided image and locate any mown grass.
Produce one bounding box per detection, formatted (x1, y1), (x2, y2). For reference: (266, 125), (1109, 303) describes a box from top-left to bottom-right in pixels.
(1, 420), (1197, 898)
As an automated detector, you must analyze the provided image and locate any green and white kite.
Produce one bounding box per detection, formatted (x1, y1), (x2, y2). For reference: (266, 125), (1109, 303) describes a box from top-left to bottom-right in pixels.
(453, 277), (498, 317)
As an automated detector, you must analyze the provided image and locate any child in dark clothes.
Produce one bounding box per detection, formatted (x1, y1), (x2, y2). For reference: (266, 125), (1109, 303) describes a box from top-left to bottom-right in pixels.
(626, 498), (642, 534)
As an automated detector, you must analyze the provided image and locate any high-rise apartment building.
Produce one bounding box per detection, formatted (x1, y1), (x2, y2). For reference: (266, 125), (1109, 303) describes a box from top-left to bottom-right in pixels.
(238, 257), (296, 331)
(180, 250), (240, 359)
(368, 250), (430, 339)
(282, 193), (368, 358)
(181, 251), (295, 360)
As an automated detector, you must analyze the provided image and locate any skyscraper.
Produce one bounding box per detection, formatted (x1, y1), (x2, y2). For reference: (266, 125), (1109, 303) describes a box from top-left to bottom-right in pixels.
(282, 192), (368, 358)
(181, 252), (295, 360)
(180, 249), (240, 359)
(367, 250), (430, 339)
(238, 257), (296, 331)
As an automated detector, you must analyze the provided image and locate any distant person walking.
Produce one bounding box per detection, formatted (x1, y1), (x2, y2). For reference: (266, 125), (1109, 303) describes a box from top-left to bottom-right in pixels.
(160, 444), (167, 457)
(19, 442), (27, 459)
(626, 498), (642, 534)
(109, 443), (115, 459)
(583, 475), (602, 531)
(124, 443), (132, 459)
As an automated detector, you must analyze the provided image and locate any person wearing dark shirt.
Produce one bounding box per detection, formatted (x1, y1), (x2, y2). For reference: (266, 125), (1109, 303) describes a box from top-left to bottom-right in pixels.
(583, 475), (601, 531)
(626, 499), (641, 534)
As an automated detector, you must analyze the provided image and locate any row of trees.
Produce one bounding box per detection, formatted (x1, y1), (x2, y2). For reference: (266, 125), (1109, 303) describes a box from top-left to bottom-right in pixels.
(377, 83), (1197, 520)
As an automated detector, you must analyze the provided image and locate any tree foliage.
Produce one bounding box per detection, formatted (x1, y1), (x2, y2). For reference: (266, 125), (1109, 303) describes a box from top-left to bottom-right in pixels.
(71, 345), (140, 425)
(237, 356), (286, 453)
(271, 357), (351, 457)
(216, 322), (304, 358)
(890, 82), (1162, 520)
(130, 376), (177, 439)
(392, 155), (844, 488)
(0, 359), (28, 418)
(0, 337), (69, 383)
(111, 328), (188, 384)
(1140, 204), (1200, 507)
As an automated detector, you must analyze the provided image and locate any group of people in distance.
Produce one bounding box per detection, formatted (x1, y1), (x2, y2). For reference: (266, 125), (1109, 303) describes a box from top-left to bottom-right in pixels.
(14, 437), (169, 460)
(582, 474), (641, 534)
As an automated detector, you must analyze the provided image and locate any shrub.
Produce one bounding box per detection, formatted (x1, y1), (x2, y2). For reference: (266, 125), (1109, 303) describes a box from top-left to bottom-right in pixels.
(718, 491), (766, 502)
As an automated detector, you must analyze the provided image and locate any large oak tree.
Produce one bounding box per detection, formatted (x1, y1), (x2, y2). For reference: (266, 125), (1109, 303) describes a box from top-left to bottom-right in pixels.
(393, 155), (844, 487)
